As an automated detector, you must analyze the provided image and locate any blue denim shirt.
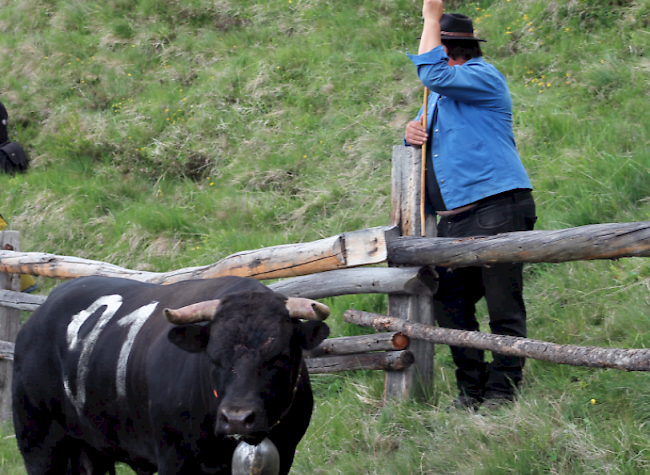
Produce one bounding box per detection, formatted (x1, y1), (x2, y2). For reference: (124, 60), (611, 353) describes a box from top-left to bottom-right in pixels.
(406, 46), (532, 210)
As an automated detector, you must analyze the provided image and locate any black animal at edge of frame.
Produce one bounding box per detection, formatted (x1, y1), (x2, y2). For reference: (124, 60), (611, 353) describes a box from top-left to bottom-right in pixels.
(0, 100), (28, 175)
(11, 275), (330, 475)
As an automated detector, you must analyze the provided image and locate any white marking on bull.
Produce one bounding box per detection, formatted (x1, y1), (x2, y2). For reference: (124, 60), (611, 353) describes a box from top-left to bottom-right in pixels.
(64, 296), (160, 412)
(115, 301), (158, 400)
(64, 295), (124, 413)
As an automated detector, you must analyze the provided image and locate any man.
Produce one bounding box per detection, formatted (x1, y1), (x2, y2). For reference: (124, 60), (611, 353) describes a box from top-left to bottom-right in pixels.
(0, 99), (28, 175)
(404, 0), (537, 410)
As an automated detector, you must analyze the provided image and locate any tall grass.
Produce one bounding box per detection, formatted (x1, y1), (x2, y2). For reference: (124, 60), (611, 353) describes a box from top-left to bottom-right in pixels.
(2, 0), (650, 472)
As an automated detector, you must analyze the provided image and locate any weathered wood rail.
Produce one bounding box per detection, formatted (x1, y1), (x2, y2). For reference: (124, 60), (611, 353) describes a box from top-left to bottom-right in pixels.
(306, 350), (414, 374)
(388, 221), (650, 267)
(3, 222), (650, 282)
(0, 267), (438, 311)
(0, 289), (45, 312)
(0, 227), (391, 284)
(345, 310), (650, 372)
(0, 340), (13, 361)
(303, 332), (409, 358)
(268, 266), (438, 299)
(305, 332), (413, 374)
(0, 331), (415, 373)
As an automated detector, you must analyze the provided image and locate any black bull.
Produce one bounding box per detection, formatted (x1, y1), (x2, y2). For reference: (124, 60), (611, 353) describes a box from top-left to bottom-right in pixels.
(12, 275), (330, 475)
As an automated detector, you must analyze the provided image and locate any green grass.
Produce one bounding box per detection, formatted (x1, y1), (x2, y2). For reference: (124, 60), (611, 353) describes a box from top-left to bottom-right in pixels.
(3, 0), (650, 472)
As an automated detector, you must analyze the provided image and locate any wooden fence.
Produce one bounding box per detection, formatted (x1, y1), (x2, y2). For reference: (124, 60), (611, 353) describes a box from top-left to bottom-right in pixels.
(2, 146), (650, 419)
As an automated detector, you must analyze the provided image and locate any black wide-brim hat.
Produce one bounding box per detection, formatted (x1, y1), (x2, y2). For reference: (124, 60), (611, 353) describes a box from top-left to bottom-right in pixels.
(440, 13), (486, 42)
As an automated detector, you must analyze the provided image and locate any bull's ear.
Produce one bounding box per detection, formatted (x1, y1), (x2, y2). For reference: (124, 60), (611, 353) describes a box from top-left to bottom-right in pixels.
(295, 321), (330, 350)
(168, 325), (209, 353)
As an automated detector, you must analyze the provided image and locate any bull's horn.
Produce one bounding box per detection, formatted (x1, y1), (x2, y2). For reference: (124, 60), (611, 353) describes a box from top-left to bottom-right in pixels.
(164, 299), (222, 325)
(286, 298), (330, 321)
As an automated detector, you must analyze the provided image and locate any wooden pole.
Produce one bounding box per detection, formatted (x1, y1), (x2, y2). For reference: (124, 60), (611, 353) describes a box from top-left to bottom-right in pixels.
(268, 266), (437, 299)
(0, 267), (438, 317)
(0, 335), (412, 366)
(344, 309), (650, 372)
(0, 341), (14, 362)
(0, 289), (45, 312)
(420, 88), (429, 237)
(390, 146), (423, 237)
(386, 221), (650, 268)
(0, 226), (393, 284)
(306, 350), (414, 374)
(386, 145), (435, 402)
(303, 333), (409, 358)
(3, 222), (650, 286)
(0, 231), (21, 422)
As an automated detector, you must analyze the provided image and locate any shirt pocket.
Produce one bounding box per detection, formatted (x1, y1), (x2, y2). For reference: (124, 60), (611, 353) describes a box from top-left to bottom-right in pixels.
(438, 100), (466, 131)
(449, 140), (495, 189)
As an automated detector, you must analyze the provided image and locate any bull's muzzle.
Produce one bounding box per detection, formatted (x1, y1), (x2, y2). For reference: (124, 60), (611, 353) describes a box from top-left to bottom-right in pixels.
(216, 403), (268, 439)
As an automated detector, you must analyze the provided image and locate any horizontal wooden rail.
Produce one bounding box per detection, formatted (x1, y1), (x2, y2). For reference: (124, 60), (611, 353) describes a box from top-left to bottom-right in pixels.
(345, 309), (650, 372)
(268, 267), (437, 299)
(0, 333), (414, 368)
(0, 333), (415, 367)
(0, 267), (438, 316)
(0, 341), (13, 361)
(387, 221), (650, 268)
(304, 333), (409, 358)
(2, 222), (650, 286)
(0, 227), (392, 284)
(0, 290), (46, 312)
(306, 350), (414, 374)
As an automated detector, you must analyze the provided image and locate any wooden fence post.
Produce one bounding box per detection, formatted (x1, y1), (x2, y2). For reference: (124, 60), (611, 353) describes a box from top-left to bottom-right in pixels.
(0, 230), (21, 422)
(384, 145), (436, 401)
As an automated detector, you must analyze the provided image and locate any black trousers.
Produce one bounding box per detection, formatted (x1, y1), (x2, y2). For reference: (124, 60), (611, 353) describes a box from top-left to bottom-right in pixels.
(433, 190), (537, 400)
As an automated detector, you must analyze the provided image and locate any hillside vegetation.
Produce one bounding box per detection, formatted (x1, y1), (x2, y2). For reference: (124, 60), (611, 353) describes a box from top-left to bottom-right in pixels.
(2, 0), (650, 473)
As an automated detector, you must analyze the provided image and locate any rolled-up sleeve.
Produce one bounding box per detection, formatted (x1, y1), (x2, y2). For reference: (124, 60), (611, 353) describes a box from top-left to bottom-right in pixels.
(407, 46), (503, 105)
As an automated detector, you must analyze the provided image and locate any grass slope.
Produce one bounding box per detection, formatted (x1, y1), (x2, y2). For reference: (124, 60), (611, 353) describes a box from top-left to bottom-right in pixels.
(2, 0), (650, 473)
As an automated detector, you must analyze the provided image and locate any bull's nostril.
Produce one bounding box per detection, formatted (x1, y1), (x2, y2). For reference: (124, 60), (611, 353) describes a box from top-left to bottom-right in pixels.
(219, 412), (231, 428)
(244, 412), (255, 427)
